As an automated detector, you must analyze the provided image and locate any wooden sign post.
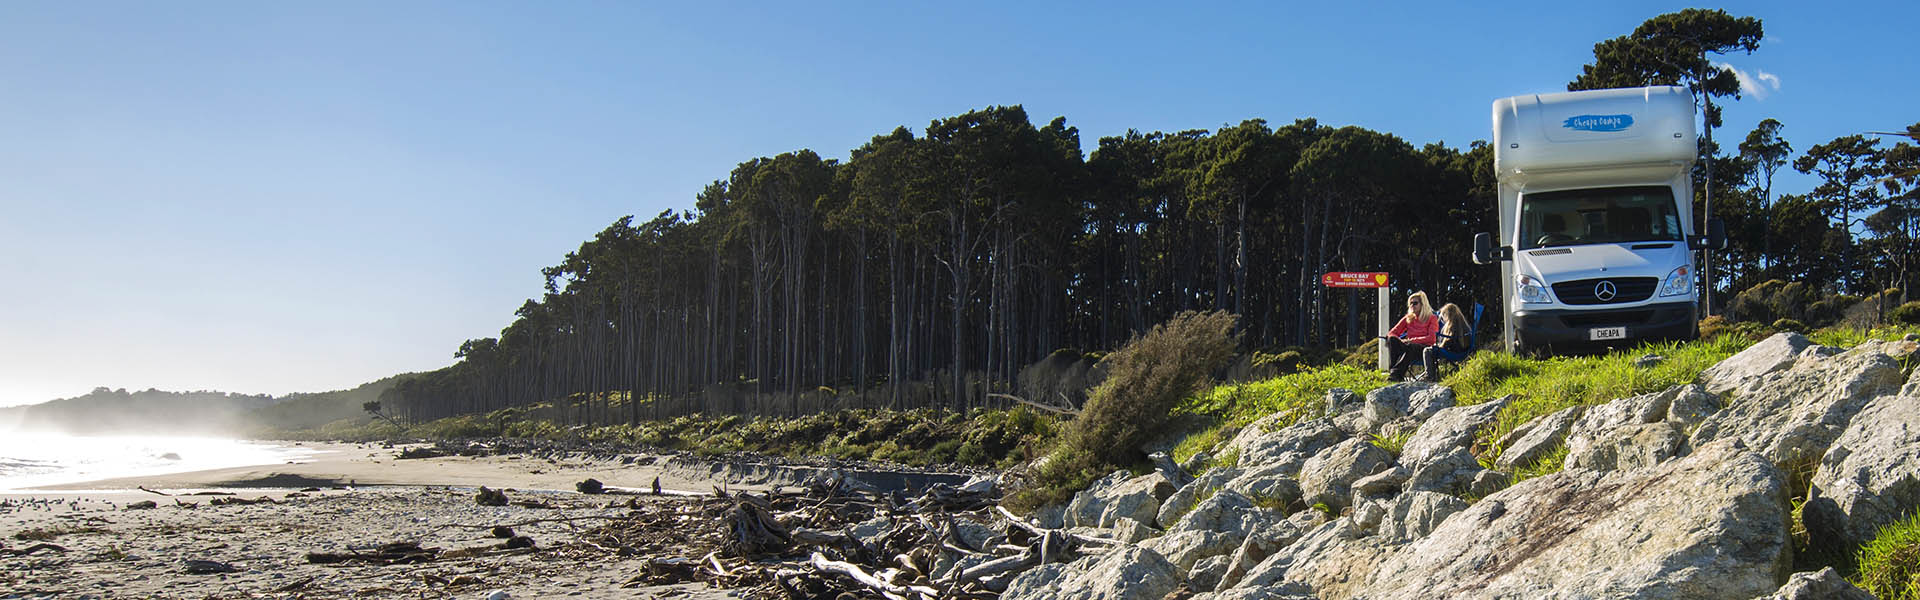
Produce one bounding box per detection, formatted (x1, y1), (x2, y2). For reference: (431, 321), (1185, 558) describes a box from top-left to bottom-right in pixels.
(1322, 272), (1391, 370)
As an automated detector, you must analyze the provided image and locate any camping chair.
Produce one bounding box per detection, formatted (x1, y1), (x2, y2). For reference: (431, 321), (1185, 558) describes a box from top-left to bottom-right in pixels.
(1424, 303), (1484, 378)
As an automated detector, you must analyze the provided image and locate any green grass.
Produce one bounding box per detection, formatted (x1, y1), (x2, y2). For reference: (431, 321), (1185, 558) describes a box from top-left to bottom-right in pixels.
(1161, 364), (1386, 472)
(1508, 443), (1568, 487)
(1811, 324), (1920, 350)
(1369, 430), (1413, 459)
(1175, 364), (1387, 429)
(1446, 334), (1760, 458)
(1856, 511), (1920, 599)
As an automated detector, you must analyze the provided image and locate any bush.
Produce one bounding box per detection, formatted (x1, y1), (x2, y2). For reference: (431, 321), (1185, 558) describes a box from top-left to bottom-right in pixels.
(1064, 310), (1241, 467)
(1891, 301), (1920, 326)
(1857, 511), (1920, 599)
(1013, 310), (1241, 508)
(1773, 318), (1810, 334)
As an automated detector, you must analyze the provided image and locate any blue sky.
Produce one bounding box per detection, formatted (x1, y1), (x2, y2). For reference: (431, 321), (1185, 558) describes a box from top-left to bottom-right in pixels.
(0, 1), (1913, 406)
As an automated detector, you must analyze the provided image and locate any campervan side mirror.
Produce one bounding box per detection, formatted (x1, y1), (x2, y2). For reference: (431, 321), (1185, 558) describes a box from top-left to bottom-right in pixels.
(1472, 232), (1510, 264)
(1690, 219), (1728, 251)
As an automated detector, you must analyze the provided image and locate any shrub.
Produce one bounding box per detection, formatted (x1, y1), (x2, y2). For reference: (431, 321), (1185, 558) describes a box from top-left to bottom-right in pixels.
(1063, 310), (1241, 467)
(1856, 510), (1920, 599)
(1012, 310), (1241, 509)
(1773, 318), (1810, 334)
(1891, 301), (1920, 326)
(1342, 338), (1382, 369)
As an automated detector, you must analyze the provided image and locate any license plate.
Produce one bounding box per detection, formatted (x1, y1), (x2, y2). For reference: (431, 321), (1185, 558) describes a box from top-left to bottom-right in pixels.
(1589, 326), (1627, 341)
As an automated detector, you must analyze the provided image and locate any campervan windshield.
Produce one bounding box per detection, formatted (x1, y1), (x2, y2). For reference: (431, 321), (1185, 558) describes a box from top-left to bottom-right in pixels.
(1517, 185), (1683, 250)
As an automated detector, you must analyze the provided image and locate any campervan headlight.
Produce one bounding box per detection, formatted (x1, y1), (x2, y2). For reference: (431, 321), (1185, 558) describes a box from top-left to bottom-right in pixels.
(1516, 274), (1552, 304)
(1661, 265), (1693, 297)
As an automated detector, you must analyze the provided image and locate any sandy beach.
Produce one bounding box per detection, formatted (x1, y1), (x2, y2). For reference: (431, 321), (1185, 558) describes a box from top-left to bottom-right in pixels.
(0, 442), (760, 599)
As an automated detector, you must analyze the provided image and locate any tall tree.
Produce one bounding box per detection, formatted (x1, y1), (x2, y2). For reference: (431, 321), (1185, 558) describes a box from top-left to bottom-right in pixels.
(1795, 135), (1886, 293)
(1570, 8), (1764, 311)
(1739, 119), (1792, 276)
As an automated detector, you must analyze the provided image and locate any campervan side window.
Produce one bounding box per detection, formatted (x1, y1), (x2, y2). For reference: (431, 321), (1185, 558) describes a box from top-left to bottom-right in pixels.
(1518, 185), (1683, 250)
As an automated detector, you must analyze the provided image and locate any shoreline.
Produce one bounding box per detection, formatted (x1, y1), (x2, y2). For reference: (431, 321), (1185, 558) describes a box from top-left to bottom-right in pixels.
(0, 442), (784, 599)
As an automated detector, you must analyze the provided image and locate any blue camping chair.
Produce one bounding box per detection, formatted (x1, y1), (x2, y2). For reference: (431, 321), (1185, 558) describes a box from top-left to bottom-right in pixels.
(1427, 303), (1484, 374)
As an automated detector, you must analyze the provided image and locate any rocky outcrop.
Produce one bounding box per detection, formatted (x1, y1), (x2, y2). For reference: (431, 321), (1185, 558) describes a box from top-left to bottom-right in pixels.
(1566, 422), (1687, 472)
(1747, 567), (1874, 600)
(1065, 472), (1176, 529)
(1215, 510), (1324, 591)
(1237, 518), (1396, 600)
(1165, 490), (1288, 540)
(1222, 463), (1305, 508)
(1296, 438), (1393, 511)
(1690, 340), (1907, 464)
(1494, 405), (1582, 470)
(1377, 491), (1469, 544)
(1360, 440), (1790, 599)
(1405, 447), (1492, 497)
(1188, 584), (1317, 600)
(1158, 467), (1239, 528)
(1002, 546), (1180, 600)
(1399, 397), (1508, 466)
(1226, 418), (1344, 478)
(1804, 386), (1920, 551)
(1698, 331), (1812, 394)
(1141, 530), (1239, 571)
(1062, 471), (1131, 528)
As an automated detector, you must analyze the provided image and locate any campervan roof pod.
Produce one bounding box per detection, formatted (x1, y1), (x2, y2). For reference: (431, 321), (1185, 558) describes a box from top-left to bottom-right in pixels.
(1493, 86), (1696, 180)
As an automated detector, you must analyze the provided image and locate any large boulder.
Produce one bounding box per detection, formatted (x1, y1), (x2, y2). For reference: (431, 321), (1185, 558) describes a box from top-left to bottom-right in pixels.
(1216, 510), (1325, 591)
(1001, 546), (1181, 600)
(1662, 384), (1723, 431)
(1399, 397), (1510, 466)
(1494, 405), (1583, 471)
(1378, 491), (1470, 544)
(1063, 471), (1132, 528)
(1236, 518), (1397, 600)
(1158, 467), (1240, 528)
(1297, 438), (1394, 511)
(1187, 555), (1233, 592)
(1187, 584), (1317, 600)
(1564, 388), (1678, 456)
(1226, 418), (1346, 477)
(1166, 490), (1289, 540)
(1141, 530), (1239, 571)
(1698, 331), (1813, 394)
(1066, 472), (1177, 529)
(1565, 422), (1688, 472)
(1747, 567), (1874, 600)
(1364, 383), (1453, 418)
(1690, 340), (1908, 464)
(1405, 446), (1488, 497)
(1351, 465), (1410, 500)
(1222, 463), (1305, 509)
(1359, 440), (1791, 599)
(1098, 474), (1178, 529)
(1804, 388), (1920, 552)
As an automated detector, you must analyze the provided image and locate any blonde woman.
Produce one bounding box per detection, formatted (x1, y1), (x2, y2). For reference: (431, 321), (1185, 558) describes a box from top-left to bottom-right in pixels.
(1421, 303), (1473, 381)
(1382, 291), (1438, 381)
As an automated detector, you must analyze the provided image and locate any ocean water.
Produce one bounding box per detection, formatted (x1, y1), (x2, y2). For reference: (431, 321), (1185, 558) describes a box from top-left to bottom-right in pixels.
(0, 432), (324, 491)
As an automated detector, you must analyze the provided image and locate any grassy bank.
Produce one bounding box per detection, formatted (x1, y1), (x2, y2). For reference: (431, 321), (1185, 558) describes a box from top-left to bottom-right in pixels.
(274, 405), (1057, 469)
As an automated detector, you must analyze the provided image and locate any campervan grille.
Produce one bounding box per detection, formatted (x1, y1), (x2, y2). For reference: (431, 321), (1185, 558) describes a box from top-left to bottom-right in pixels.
(1552, 277), (1657, 305)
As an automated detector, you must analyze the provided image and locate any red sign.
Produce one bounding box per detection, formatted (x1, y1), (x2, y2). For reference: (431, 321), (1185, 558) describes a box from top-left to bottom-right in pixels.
(1321, 271), (1389, 288)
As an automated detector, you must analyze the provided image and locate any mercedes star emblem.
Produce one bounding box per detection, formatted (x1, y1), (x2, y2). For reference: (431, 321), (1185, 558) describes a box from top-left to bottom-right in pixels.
(1594, 280), (1618, 301)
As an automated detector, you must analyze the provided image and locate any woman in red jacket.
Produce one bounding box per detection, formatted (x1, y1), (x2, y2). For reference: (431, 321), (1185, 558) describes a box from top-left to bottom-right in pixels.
(1383, 291), (1439, 381)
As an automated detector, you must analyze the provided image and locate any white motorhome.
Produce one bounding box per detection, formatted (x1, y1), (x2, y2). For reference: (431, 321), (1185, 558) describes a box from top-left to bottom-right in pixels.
(1473, 86), (1724, 355)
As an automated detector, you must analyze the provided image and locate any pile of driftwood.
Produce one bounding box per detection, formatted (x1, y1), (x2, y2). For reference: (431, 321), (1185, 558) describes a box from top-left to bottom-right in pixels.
(577, 479), (1120, 599)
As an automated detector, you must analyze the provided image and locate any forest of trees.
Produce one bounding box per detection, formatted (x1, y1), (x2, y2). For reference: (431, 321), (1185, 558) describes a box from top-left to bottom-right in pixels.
(383, 9), (1919, 426)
